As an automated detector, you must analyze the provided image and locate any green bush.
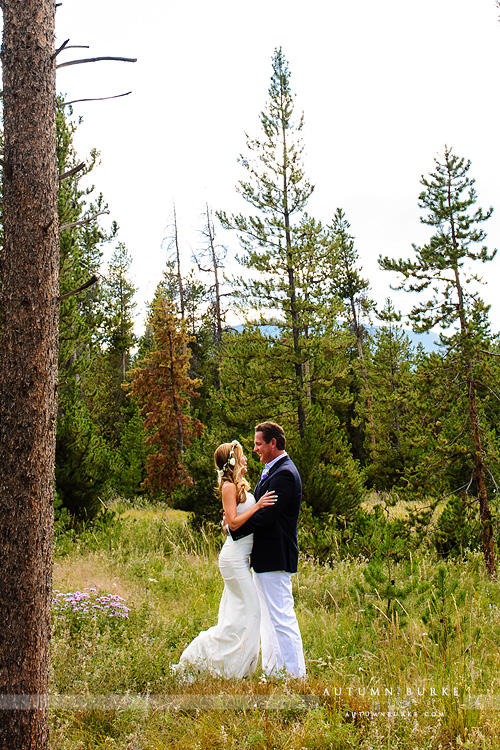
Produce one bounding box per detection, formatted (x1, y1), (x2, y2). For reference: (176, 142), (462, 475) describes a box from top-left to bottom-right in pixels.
(170, 431), (233, 527)
(55, 402), (116, 520)
(432, 494), (481, 558)
(114, 406), (150, 498)
(294, 416), (366, 518)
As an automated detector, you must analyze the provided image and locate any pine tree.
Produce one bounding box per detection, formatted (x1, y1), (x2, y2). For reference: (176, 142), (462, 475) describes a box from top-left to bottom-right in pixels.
(327, 208), (375, 453)
(89, 243), (138, 447)
(101, 243), (137, 380)
(366, 300), (417, 489)
(0, 2), (58, 745)
(379, 147), (498, 576)
(218, 47), (315, 437)
(55, 106), (119, 518)
(127, 294), (203, 496)
(57, 104), (115, 401)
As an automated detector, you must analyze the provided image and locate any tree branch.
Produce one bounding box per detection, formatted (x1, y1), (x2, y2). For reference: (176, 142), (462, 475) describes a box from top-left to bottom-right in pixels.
(60, 209), (110, 233)
(58, 92), (132, 107)
(58, 275), (98, 303)
(53, 40), (90, 60)
(59, 161), (86, 182)
(56, 56), (137, 69)
(53, 39), (70, 59)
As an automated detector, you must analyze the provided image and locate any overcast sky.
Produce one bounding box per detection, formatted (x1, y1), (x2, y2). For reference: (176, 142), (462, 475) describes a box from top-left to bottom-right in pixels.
(55, 0), (500, 334)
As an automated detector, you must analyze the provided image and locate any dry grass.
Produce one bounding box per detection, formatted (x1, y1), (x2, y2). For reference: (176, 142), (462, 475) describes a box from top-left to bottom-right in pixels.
(49, 505), (500, 749)
(53, 551), (147, 605)
(119, 507), (186, 522)
(362, 493), (447, 526)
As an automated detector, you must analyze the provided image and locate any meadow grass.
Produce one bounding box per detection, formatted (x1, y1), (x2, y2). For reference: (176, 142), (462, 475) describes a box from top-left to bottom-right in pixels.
(50, 507), (500, 749)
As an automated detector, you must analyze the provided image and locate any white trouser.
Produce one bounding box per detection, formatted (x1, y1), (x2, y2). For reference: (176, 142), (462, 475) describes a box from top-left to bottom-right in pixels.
(253, 571), (306, 678)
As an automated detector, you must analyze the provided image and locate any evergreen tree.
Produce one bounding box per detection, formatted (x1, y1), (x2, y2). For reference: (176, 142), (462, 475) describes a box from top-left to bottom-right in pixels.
(55, 401), (116, 519)
(379, 147), (498, 576)
(55, 106), (119, 518)
(218, 47), (315, 437)
(219, 326), (294, 433)
(327, 208), (375, 456)
(57, 106), (116, 395)
(0, 3), (59, 744)
(126, 294), (204, 496)
(89, 242), (137, 446)
(366, 300), (417, 489)
(114, 403), (150, 498)
(101, 242), (137, 380)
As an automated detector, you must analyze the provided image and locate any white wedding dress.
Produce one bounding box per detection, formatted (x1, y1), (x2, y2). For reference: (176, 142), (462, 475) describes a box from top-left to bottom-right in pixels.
(176, 492), (260, 679)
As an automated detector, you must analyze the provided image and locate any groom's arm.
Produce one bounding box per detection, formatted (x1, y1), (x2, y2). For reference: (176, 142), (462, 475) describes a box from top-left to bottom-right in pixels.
(230, 470), (298, 540)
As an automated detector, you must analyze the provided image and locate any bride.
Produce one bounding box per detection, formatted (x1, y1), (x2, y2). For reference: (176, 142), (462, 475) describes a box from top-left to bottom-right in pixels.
(174, 440), (276, 679)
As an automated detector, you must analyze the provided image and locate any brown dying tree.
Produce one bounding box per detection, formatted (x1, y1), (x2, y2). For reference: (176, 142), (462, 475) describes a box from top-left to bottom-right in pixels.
(127, 296), (204, 495)
(0, 0), (59, 747)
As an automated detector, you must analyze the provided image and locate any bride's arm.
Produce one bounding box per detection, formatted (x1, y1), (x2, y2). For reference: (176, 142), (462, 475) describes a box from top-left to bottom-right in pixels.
(222, 483), (277, 531)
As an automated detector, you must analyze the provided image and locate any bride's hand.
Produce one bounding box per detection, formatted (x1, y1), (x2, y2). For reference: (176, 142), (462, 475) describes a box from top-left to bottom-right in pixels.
(256, 490), (277, 509)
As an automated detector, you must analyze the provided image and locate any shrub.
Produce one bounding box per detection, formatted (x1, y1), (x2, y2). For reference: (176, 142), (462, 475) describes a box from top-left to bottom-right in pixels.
(55, 402), (116, 520)
(432, 494), (481, 558)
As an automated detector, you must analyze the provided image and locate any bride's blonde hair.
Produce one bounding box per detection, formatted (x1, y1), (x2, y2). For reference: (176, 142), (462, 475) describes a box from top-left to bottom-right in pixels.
(214, 440), (250, 504)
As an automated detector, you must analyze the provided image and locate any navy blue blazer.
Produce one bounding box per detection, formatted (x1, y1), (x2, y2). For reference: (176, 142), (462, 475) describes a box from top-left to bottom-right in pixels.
(231, 455), (302, 573)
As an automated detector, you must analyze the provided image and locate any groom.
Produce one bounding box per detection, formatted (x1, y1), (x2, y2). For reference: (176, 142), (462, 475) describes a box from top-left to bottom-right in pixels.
(230, 421), (306, 678)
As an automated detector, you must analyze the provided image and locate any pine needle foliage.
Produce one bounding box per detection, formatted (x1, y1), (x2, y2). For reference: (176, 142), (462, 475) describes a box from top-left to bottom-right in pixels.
(126, 295), (203, 496)
(379, 146), (499, 576)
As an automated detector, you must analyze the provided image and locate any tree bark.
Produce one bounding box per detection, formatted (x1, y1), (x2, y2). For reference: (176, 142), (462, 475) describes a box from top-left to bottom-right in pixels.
(0, 1), (59, 748)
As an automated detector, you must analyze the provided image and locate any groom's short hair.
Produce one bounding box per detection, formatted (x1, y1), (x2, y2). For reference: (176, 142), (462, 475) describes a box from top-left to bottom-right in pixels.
(255, 421), (286, 450)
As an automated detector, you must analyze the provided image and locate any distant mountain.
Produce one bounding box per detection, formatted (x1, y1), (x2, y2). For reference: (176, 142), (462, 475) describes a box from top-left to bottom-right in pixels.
(401, 328), (440, 352)
(229, 323), (440, 353)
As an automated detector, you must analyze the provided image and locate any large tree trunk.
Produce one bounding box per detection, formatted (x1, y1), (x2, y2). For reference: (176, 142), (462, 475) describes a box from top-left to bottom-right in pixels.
(0, 2), (59, 748)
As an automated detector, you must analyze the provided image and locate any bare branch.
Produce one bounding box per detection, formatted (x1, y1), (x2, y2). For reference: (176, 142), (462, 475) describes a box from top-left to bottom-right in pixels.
(59, 161), (86, 182)
(480, 349), (500, 358)
(56, 56), (137, 69)
(53, 40), (90, 60)
(58, 275), (98, 303)
(58, 92), (132, 107)
(52, 39), (70, 59)
(60, 209), (110, 233)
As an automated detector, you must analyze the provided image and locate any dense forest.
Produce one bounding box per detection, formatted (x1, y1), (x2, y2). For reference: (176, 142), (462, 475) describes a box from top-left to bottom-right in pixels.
(52, 48), (500, 576)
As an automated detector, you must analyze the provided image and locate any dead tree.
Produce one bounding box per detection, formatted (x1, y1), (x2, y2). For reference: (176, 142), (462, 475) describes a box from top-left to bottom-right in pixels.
(193, 204), (230, 390)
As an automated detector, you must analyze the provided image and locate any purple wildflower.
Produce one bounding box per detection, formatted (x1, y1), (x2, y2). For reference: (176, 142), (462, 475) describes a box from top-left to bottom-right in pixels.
(52, 588), (130, 620)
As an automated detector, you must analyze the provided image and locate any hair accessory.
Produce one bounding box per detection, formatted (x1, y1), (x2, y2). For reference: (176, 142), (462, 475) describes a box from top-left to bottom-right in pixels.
(219, 440), (240, 477)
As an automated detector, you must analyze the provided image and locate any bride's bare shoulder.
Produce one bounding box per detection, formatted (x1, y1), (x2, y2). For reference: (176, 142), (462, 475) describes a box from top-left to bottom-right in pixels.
(221, 481), (237, 499)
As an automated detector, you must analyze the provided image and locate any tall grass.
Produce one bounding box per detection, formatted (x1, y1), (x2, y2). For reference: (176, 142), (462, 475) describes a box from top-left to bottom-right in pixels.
(50, 507), (500, 749)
